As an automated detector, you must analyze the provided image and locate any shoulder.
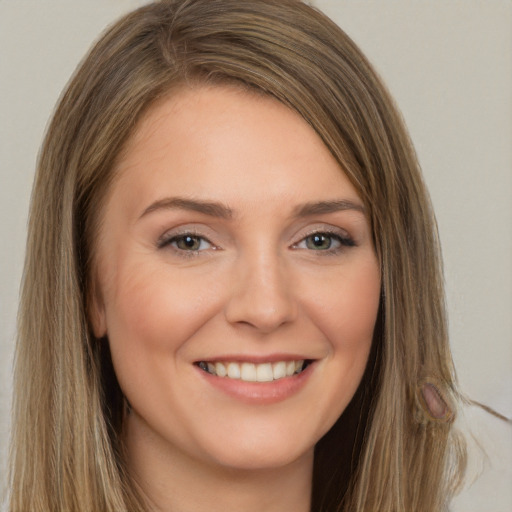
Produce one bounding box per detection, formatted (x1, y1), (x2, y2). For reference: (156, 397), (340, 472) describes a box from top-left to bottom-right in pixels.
(450, 403), (512, 512)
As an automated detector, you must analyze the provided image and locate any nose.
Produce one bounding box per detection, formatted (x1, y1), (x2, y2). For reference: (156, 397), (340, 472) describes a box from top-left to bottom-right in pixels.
(224, 250), (297, 333)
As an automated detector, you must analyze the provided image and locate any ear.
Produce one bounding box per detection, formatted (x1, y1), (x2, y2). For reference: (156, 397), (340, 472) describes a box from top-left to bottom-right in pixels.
(88, 281), (107, 338)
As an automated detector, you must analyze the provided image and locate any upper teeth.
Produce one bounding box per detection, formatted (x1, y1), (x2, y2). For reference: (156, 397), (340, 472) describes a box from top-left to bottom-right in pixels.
(199, 360), (305, 382)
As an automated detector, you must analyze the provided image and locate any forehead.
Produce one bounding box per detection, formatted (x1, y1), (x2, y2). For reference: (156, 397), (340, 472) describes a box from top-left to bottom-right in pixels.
(108, 84), (361, 218)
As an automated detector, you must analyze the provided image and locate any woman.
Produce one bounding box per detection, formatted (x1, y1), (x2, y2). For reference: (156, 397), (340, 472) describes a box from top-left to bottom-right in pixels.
(9, 0), (469, 510)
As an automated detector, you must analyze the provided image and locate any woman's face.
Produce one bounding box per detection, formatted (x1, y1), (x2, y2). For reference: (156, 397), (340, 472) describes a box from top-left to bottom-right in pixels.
(91, 85), (381, 472)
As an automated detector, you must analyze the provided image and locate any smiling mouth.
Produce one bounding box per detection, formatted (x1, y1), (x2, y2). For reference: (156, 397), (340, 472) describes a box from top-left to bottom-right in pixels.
(196, 360), (312, 383)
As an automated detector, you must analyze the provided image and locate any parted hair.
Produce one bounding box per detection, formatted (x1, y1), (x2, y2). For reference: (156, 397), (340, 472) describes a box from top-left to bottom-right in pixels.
(10, 1), (466, 510)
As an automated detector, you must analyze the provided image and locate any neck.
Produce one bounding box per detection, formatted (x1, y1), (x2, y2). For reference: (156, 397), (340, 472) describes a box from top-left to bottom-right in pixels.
(124, 412), (313, 512)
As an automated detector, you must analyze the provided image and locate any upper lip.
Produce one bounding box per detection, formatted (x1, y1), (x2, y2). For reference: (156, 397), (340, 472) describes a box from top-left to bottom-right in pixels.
(194, 353), (315, 364)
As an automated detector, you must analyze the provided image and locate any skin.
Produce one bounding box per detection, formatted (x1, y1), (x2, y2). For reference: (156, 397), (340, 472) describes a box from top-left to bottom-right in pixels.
(91, 85), (381, 512)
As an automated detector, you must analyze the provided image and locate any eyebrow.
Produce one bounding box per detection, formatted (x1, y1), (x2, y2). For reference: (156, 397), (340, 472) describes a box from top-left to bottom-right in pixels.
(139, 197), (364, 220)
(292, 199), (365, 217)
(140, 197), (233, 219)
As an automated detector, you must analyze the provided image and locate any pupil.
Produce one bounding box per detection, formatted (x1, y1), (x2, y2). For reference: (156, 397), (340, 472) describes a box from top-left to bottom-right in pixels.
(180, 236), (199, 249)
(310, 234), (330, 249)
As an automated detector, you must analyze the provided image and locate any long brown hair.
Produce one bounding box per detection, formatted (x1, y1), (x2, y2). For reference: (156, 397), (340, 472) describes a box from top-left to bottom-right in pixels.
(10, 1), (466, 510)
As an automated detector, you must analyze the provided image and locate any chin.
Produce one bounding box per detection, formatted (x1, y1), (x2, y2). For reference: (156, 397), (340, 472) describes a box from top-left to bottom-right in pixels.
(193, 419), (321, 472)
(208, 441), (314, 472)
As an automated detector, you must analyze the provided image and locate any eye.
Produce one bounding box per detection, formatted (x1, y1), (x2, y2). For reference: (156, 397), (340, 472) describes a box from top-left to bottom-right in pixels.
(305, 233), (338, 250)
(294, 231), (355, 252)
(159, 233), (213, 252)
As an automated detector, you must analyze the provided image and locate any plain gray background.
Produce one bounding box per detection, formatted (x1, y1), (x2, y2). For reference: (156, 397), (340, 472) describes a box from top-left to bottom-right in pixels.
(1, 1), (511, 509)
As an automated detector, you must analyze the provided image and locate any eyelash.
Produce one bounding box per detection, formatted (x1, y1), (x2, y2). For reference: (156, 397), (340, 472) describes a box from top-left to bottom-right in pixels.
(292, 230), (355, 255)
(157, 229), (355, 257)
(157, 231), (215, 257)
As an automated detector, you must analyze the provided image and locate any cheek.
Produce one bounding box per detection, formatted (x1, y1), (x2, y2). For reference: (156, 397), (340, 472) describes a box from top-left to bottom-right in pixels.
(305, 258), (381, 352)
(297, 257), (380, 428)
(102, 261), (225, 369)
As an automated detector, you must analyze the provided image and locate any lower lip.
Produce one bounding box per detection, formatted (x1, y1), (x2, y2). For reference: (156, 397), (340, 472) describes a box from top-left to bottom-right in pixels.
(196, 363), (315, 405)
